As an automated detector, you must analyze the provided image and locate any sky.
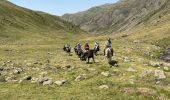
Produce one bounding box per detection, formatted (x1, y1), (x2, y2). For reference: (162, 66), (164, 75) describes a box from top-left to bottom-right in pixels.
(9, 0), (118, 16)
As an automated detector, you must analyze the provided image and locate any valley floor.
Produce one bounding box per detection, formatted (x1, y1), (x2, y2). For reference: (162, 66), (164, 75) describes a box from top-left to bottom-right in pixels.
(0, 37), (170, 100)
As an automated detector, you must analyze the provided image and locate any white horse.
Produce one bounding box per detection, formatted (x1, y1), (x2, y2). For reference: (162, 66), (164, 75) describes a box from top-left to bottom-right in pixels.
(105, 47), (113, 62)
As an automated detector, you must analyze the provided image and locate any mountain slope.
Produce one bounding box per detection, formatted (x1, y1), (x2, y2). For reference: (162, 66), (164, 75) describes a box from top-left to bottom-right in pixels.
(0, 0), (87, 44)
(62, 0), (170, 34)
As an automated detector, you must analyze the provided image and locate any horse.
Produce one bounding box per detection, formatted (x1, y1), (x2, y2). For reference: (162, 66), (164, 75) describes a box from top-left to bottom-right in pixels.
(94, 46), (100, 55)
(63, 45), (71, 53)
(105, 47), (113, 62)
(83, 50), (95, 64)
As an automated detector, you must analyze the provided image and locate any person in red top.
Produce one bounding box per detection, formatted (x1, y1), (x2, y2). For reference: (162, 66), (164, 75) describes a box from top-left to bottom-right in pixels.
(84, 42), (90, 52)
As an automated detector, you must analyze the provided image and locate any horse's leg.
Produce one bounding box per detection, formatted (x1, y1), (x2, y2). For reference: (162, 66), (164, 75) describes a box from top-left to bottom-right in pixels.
(93, 57), (95, 63)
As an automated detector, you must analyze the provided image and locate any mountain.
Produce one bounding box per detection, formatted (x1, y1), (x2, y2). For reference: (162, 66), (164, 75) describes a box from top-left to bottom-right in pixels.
(62, 0), (170, 34)
(0, 0), (87, 44)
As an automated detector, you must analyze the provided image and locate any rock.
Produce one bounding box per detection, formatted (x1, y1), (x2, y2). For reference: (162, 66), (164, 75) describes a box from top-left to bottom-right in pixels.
(13, 69), (20, 74)
(99, 85), (109, 89)
(7, 60), (12, 63)
(39, 72), (47, 76)
(140, 70), (153, 77)
(101, 72), (110, 77)
(126, 67), (137, 72)
(31, 76), (49, 84)
(149, 61), (162, 67)
(2, 62), (6, 66)
(87, 68), (96, 71)
(122, 56), (129, 62)
(5, 75), (17, 82)
(161, 48), (170, 62)
(33, 62), (39, 64)
(0, 67), (4, 71)
(163, 67), (169, 71)
(23, 75), (32, 80)
(54, 80), (66, 86)
(62, 65), (72, 70)
(43, 80), (53, 85)
(154, 70), (166, 79)
(75, 75), (86, 81)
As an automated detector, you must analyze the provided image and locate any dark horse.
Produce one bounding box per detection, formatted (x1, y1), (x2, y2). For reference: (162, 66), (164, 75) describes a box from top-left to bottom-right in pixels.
(82, 50), (95, 64)
(63, 45), (71, 53)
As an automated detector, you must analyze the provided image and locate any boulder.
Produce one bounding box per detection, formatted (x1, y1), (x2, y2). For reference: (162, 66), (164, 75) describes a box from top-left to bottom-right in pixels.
(54, 80), (66, 86)
(154, 70), (166, 79)
(23, 75), (32, 80)
(99, 85), (109, 89)
(5, 75), (17, 82)
(164, 67), (169, 71)
(101, 72), (110, 77)
(43, 80), (53, 85)
(126, 67), (137, 72)
(75, 75), (86, 81)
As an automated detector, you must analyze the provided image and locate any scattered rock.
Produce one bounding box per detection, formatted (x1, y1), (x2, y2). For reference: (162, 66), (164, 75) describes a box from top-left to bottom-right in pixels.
(43, 80), (53, 85)
(140, 70), (153, 77)
(101, 72), (110, 77)
(39, 72), (47, 76)
(154, 70), (166, 79)
(54, 80), (66, 86)
(23, 75), (32, 80)
(5, 75), (17, 82)
(99, 85), (109, 89)
(126, 67), (137, 72)
(149, 61), (162, 67)
(31, 76), (49, 84)
(161, 48), (170, 62)
(121, 88), (135, 95)
(75, 75), (86, 81)
(33, 62), (39, 64)
(137, 88), (156, 97)
(7, 61), (12, 63)
(163, 67), (169, 71)
(0, 67), (4, 71)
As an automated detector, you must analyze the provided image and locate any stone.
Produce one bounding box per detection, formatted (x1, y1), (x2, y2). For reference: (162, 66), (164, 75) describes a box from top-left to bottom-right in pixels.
(5, 75), (17, 82)
(43, 80), (53, 85)
(99, 85), (109, 89)
(140, 70), (153, 77)
(54, 80), (66, 86)
(13, 69), (20, 74)
(23, 75), (32, 80)
(101, 72), (110, 77)
(154, 70), (166, 79)
(163, 67), (169, 71)
(0, 67), (4, 71)
(31, 76), (49, 84)
(33, 62), (39, 64)
(7, 61), (12, 63)
(126, 67), (137, 72)
(149, 61), (162, 67)
(75, 75), (86, 81)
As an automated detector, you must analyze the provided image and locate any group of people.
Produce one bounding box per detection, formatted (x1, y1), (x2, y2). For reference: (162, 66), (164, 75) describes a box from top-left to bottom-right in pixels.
(64, 38), (113, 56)
(75, 41), (99, 53)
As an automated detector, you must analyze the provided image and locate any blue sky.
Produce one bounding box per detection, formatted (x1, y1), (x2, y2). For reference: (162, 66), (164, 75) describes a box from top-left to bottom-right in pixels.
(9, 0), (118, 16)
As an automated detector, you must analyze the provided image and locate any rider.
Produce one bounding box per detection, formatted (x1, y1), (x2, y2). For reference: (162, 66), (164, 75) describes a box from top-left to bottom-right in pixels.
(94, 41), (99, 51)
(77, 43), (82, 52)
(84, 42), (90, 52)
(104, 38), (113, 56)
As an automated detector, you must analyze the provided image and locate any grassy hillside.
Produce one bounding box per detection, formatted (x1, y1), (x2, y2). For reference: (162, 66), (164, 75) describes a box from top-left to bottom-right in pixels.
(0, 0), (169, 100)
(0, 0), (87, 44)
(62, 0), (170, 34)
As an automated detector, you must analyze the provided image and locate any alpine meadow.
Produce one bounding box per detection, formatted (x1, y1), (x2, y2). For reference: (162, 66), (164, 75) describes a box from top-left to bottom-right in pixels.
(0, 0), (170, 100)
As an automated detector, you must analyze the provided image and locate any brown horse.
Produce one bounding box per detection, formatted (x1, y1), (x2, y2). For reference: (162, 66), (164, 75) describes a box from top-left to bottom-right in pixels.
(83, 50), (95, 63)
